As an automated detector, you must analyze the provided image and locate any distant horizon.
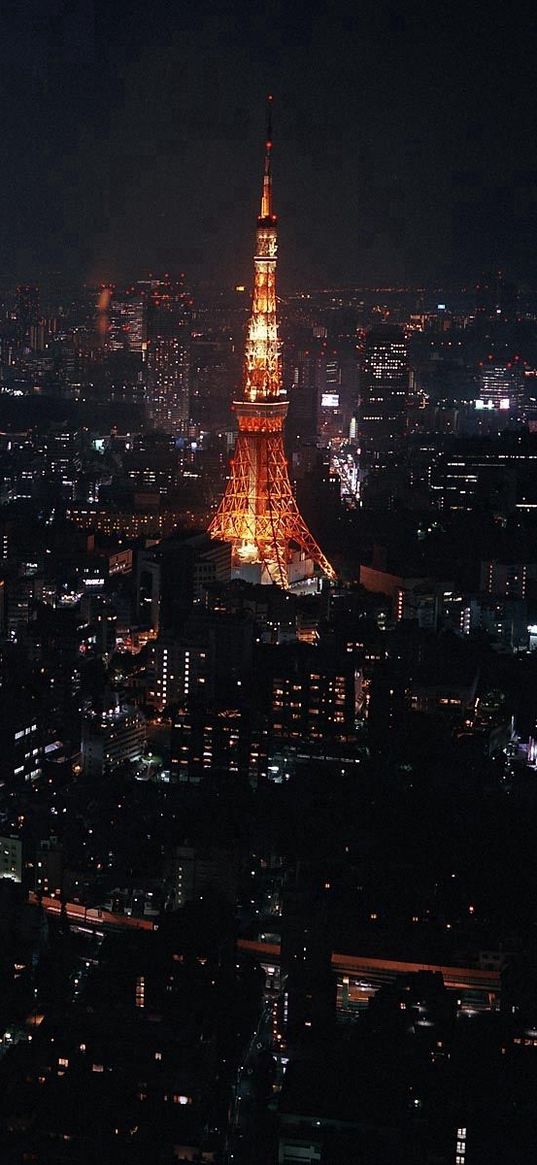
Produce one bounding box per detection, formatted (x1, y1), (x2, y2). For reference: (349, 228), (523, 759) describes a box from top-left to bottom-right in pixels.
(2, 275), (537, 303)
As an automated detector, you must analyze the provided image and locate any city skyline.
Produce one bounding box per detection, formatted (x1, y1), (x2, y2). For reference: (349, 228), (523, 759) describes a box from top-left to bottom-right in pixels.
(2, 6), (537, 1162)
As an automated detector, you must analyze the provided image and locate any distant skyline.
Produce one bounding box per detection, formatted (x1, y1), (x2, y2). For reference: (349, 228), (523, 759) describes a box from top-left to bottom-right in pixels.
(2, 0), (537, 291)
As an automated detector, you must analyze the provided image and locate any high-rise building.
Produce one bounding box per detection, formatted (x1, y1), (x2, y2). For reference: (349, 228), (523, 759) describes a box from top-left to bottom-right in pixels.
(359, 326), (408, 477)
(81, 704), (146, 777)
(475, 270), (517, 320)
(208, 100), (335, 587)
(477, 359), (525, 413)
(0, 836), (22, 883)
(146, 278), (191, 436)
(266, 643), (356, 743)
(286, 348), (322, 445)
(16, 284), (39, 343)
(0, 692), (41, 784)
(107, 286), (146, 354)
(170, 704), (268, 787)
(165, 844), (239, 909)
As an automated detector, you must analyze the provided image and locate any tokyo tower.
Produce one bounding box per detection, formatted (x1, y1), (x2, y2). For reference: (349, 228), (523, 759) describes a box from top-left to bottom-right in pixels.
(208, 100), (336, 588)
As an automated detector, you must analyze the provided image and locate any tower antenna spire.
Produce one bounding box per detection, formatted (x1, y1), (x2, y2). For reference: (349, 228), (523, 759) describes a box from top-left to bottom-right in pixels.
(265, 93), (273, 168)
(259, 94), (274, 223)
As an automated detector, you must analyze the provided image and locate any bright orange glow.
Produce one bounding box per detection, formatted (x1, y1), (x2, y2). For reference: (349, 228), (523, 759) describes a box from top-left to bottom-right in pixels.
(208, 119), (335, 588)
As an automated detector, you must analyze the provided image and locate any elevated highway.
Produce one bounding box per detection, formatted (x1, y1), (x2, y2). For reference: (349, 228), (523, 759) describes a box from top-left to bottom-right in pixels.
(237, 938), (501, 1000)
(29, 896), (500, 1003)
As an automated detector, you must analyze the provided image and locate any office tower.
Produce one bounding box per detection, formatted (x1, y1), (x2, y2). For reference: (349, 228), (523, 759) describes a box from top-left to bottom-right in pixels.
(81, 704), (146, 777)
(146, 277), (191, 436)
(475, 270), (517, 320)
(0, 688), (41, 784)
(321, 354), (341, 407)
(359, 325), (408, 477)
(107, 286), (146, 354)
(16, 284), (39, 342)
(286, 348), (322, 445)
(477, 359), (525, 413)
(208, 101), (335, 587)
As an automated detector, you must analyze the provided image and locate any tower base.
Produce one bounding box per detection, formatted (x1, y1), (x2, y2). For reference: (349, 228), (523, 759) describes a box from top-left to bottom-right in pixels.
(231, 549), (315, 587)
(208, 398), (335, 590)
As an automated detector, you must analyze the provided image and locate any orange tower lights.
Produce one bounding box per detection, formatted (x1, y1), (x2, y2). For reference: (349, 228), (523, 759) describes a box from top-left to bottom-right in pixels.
(208, 100), (335, 588)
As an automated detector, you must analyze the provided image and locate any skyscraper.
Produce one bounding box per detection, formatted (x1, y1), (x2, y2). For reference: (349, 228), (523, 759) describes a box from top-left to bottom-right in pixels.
(359, 326), (408, 477)
(146, 278), (191, 436)
(107, 286), (146, 354)
(477, 358), (525, 413)
(286, 348), (322, 445)
(475, 271), (517, 321)
(15, 284), (39, 343)
(208, 100), (335, 588)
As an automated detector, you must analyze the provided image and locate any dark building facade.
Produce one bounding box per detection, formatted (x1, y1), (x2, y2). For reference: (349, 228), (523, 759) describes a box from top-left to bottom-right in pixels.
(16, 284), (39, 343)
(359, 326), (408, 478)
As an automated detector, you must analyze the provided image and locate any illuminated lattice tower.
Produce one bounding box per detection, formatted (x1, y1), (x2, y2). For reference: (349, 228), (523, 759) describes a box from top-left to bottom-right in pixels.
(208, 101), (335, 588)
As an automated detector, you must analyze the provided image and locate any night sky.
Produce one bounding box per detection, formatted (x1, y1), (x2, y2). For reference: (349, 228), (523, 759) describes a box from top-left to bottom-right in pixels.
(1, 0), (537, 291)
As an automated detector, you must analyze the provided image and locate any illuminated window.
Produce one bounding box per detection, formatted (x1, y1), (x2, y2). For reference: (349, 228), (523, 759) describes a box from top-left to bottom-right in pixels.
(135, 975), (145, 1008)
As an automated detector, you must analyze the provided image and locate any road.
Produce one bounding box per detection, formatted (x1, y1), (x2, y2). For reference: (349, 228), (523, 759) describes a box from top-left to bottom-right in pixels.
(226, 1002), (274, 1165)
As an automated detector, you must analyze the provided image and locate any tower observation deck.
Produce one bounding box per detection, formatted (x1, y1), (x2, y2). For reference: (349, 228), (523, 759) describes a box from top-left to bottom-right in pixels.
(208, 99), (335, 588)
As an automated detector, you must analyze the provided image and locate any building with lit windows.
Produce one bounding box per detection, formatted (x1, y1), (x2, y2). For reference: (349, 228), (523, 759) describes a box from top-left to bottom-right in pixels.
(16, 284), (39, 343)
(107, 286), (146, 353)
(359, 326), (408, 477)
(477, 358), (525, 413)
(430, 447), (518, 513)
(262, 643), (356, 743)
(480, 559), (533, 600)
(170, 703), (268, 786)
(35, 838), (63, 898)
(149, 635), (212, 712)
(146, 278), (191, 436)
(81, 704), (146, 777)
(0, 836), (22, 882)
(0, 694), (41, 784)
(165, 843), (239, 909)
